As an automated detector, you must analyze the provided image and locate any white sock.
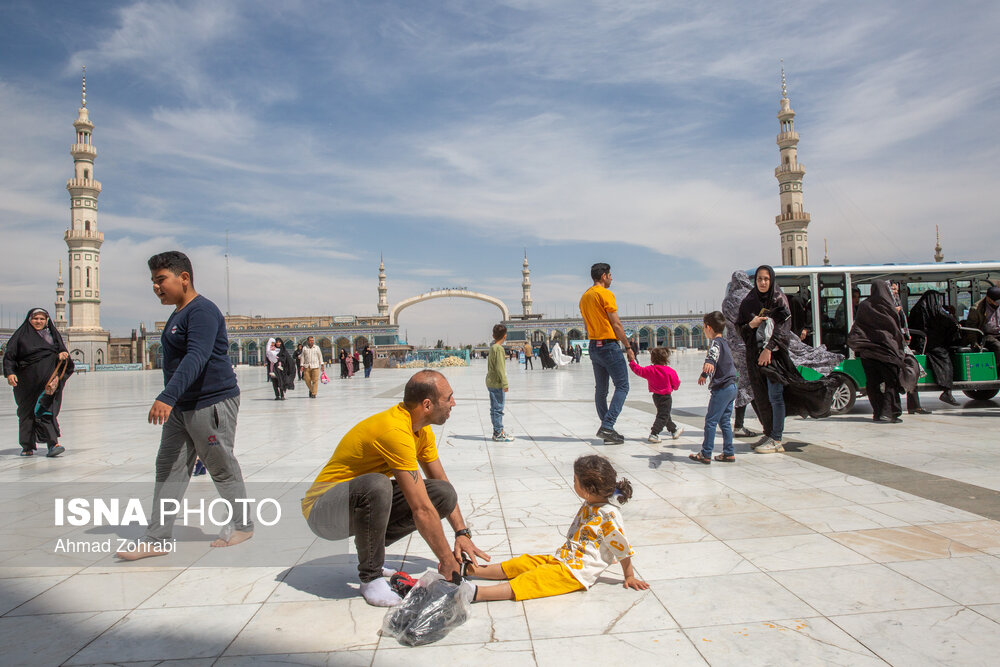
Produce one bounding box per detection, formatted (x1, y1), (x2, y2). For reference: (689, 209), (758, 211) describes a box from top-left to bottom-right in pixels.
(360, 578), (402, 607)
(382, 566), (397, 577)
(460, 579), (478, 603)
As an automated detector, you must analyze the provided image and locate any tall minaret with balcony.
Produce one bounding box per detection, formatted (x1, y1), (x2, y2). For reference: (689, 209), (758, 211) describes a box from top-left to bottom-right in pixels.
(775, 64), (811, 266)
(377, 256), (389, 316)
(521, 251), (533, 317)
(54, 261), (67, 328)
(64, 68), (109, 364)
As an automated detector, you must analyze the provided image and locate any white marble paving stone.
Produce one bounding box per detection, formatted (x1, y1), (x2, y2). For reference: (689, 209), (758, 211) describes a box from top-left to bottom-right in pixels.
(970, 603), (1000, 624)
(523, 584), (677, 640)
(862, 498), (985, 525)
(770, 563), (956, 616)
(0, 610), (127, 665)
(7, 569), (180, 616)
(830, 606), (1000, 667)
(724, 533), (874, 572)
(887, 555), (1000, 606)
(691, 510), (812, 540)
(215, 651), (375, 666)
(533, 630), (706, 666)
(684, 617), (884, 666)
(650, 573), (817, 628)
(636, 541), (758, 581)
(373, 639), (537, 666)
(626, 517), (715, 546)
(224, 599), (387, 655)
(64, 604), (260, 664)
(781, 504), (909, 533)
(138, 566), (287, 609)
(0, 573), (70, 615)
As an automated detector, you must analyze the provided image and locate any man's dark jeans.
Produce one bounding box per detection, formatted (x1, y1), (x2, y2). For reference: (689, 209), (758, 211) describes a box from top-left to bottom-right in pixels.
(589, 340), (630, 430)
(306, 473), (457, 583)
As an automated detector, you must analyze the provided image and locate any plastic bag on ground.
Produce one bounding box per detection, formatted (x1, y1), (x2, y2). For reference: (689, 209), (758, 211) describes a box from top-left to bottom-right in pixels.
(381, 571), (473, 647)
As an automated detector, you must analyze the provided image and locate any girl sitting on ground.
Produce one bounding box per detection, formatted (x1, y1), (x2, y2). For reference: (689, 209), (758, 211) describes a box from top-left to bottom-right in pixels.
(463, 455), (649, 602)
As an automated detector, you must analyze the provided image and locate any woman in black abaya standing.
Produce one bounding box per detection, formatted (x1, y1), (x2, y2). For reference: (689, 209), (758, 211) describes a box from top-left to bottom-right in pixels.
(849, 281), (907, 422)
(737, 266), (838, 453)
(3, 308), (74, 457)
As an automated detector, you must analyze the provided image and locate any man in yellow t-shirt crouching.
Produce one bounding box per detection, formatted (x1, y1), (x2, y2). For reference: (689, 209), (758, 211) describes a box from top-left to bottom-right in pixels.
(302, 370), (489, 607)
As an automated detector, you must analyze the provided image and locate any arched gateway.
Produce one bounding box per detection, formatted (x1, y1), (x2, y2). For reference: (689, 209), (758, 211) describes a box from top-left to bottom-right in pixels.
(390, 289), (510, 325)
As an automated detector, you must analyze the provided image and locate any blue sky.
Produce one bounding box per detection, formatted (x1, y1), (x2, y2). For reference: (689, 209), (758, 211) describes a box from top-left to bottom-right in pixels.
(1, 0), (998, 344)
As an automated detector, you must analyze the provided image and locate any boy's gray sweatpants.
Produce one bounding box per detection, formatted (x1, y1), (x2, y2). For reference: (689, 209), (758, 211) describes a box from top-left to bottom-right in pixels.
(143, 395), (253, 541)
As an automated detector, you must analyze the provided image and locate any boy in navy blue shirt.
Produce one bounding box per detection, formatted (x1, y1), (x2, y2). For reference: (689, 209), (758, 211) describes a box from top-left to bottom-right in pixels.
(117, 251), (253, 559)
(689, 311), (739, 464)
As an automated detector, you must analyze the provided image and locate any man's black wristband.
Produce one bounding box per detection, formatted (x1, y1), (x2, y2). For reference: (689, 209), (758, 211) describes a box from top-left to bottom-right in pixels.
(455, 528), (472, 539)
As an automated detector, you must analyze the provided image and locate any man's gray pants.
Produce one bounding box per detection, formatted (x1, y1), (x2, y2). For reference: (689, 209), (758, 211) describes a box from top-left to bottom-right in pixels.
(306, 473), (457, 583)
(144, 395), (253, 541)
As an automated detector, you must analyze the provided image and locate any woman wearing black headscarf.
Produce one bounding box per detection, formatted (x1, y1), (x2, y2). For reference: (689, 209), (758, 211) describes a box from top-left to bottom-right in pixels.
(848, 280), (907, 422)
(537, 340), (556, 369)
(3, 308), (75, 456)
(908, 290), (961, 406)
(737, 266), (838, 453)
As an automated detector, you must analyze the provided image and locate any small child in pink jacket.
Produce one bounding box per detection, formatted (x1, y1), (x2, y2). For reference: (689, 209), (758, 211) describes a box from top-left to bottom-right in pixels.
(628, 347), (682, 443)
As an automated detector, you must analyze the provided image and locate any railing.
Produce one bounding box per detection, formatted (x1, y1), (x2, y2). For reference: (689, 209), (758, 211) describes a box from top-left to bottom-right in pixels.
(64, 229), (104, 241)
(776, 131), (799, 143)
(66, 177), (102, 191)
(775, 212), (811, 223)
(71, 143), (96, 155)
(774, 163), (805, 176)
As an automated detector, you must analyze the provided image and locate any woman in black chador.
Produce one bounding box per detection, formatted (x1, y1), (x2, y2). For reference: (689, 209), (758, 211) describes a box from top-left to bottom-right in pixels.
(537, 340), (556, 369)
(849, 281), (907, 422)
(737, 266), (838, 452)
(3, 308), (75, 457)
(908, 290), (962, 406)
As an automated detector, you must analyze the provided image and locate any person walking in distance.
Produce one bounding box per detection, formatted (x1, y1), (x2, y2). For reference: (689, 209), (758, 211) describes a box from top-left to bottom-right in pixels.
(363, 345), (374, 378)
(522, 341), (534, 370)
(117, 251), (252, 560)
(301, 336), (324, 398)
(579, 263), (635, 445)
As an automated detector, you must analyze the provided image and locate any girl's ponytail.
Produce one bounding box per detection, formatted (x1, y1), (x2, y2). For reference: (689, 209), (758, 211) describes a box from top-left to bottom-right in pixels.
(612, 478), (633, 505)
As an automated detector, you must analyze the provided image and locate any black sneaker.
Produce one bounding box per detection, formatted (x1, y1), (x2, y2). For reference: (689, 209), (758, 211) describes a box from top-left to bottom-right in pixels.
(596, 427), (625, 445)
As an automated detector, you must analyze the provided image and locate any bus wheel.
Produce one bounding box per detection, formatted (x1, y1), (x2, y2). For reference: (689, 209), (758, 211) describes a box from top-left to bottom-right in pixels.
(830, 374), (857, 414)
(963, 388), (999, 400)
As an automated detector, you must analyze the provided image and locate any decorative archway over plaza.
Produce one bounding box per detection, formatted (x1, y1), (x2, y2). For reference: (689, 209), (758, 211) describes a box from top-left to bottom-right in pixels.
(390, 289), (510, 325)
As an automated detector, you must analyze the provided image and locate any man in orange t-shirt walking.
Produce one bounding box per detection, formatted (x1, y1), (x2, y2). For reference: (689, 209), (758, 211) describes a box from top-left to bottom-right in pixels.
(579, 263), (635, 444)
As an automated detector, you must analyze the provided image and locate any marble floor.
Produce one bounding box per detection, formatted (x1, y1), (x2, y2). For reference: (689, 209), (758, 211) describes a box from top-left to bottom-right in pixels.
(2, 349), (1000, 666)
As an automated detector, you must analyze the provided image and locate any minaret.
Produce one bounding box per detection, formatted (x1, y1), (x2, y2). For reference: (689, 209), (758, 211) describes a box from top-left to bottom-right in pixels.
(377, 255), (389, 316)
(934, 225), (944, 263)
(521, 251), (533, 316)
(54, 261), (67, 327)
(823, 239), (831, 266)
(64, 67), (109, 364)
(775, 63), (811, 266)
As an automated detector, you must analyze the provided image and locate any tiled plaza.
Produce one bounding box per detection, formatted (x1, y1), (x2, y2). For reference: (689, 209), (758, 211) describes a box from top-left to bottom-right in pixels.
(2, 350), (1000, 666)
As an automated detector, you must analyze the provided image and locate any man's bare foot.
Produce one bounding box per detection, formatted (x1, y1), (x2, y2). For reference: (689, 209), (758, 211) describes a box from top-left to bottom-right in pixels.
(210, 530), (253, 548)
(115, 542), (169, 561)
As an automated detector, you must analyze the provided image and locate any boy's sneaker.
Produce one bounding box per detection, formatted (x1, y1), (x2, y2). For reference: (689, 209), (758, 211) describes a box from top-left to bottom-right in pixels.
(492, 431), (515, 442)
(751, 435), (770, 450)
(754, 437), (784, 454)
(671, 427), (684, 440)
(735, 426), (760, 438)
(647, 433), (660, 444)
(596, 427), (625, 445)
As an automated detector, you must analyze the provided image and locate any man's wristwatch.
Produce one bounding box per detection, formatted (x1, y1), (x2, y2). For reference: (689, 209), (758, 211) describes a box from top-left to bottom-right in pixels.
(455, 528), (472, 539)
